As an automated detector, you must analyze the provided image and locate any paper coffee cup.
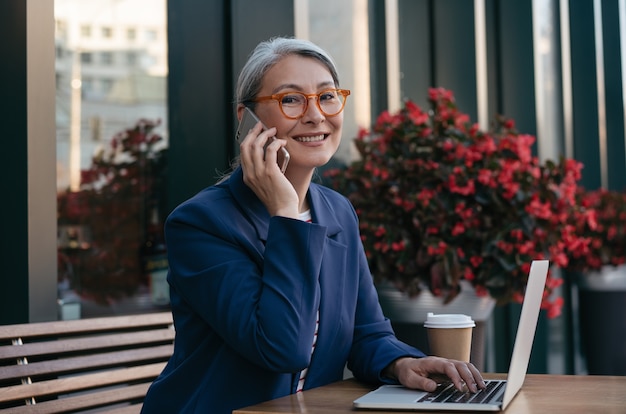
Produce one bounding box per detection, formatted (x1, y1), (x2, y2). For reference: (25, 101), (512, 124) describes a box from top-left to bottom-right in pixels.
(424, 313), (475, 362)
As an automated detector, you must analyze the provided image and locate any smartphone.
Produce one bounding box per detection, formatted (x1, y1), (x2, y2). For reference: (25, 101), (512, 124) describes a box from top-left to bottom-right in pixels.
(236, 107), (290, 173)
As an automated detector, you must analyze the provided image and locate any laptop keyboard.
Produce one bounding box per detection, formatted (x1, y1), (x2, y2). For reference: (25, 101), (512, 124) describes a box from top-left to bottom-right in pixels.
(417, 380), (506, 404)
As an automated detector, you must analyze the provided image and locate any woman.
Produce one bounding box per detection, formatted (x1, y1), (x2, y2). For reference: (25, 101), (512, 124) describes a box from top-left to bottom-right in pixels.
(141, 37), (484, 413)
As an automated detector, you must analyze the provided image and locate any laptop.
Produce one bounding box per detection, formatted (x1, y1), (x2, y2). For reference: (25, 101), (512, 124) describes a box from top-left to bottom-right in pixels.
(353, 259), (549, 412)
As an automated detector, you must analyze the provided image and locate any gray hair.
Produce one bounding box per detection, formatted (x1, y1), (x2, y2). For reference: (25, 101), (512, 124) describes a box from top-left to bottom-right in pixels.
(235, 37), (340, 108)
(218, 38), (339, 183)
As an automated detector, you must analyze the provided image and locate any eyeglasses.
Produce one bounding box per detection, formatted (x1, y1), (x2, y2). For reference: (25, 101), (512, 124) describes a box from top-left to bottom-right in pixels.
(253, 88), (351, 119)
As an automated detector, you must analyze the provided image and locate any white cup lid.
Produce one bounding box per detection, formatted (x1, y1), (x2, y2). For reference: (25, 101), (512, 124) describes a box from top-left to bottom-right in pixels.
(423, 312), (476, 328)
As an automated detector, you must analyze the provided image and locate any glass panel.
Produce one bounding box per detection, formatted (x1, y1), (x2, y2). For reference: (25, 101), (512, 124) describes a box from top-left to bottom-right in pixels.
(55, 0), (168, 319)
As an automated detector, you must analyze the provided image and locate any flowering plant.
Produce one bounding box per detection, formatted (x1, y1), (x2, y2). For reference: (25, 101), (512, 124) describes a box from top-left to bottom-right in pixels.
(57, 119), (168, 304)
(562, 188), (626, 272)
(326, 88), (586, 318)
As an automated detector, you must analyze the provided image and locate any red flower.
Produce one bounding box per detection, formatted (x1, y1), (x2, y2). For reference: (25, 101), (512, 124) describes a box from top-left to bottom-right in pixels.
(564, 188), (626, 272)
(325, 88), (591, 316)
(451, 222), (465, 236)
(448, 172), (476, 196)
(526, 196), (553, 220)
(392, 240), (406, 251)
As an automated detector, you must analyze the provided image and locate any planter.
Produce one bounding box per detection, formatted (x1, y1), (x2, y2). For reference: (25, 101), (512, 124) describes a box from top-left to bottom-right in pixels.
(377, 280), (496, 370)
(576, 264), (626, 375)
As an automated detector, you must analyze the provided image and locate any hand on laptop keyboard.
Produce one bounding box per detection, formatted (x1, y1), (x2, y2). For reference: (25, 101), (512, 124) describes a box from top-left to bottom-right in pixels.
(383, 356), (486, 394)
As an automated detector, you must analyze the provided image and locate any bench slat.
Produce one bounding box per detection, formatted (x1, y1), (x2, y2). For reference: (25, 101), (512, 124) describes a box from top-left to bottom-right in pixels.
(97, 404), (144, 414)
(0, 383), (149, 414)
(0, 313), (173, 341)
(0, 329), (175, 361)
(0, 345), (173, 382)
(0, 362), (165, 404)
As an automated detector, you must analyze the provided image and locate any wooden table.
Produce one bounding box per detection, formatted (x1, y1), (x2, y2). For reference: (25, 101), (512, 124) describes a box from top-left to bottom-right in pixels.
(233, 374), (626, 413)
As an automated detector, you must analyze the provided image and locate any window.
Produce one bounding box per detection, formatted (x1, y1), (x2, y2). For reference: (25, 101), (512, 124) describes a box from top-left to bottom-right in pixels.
(89, 116), (102, 141)
(100, 78), (114, 94)
(100, 51), (113, 65)
(55, 0), (169, 320)
(56, 19), (67, 38)
(80, 52), (92, 64)
(127, 51), (137, 66)
(101, 26), (113, 38)
(80, 25), (91, 37)
(81, 77), (94, 94)
(145, 29), (158, 41)
(144, 54), (157, 67)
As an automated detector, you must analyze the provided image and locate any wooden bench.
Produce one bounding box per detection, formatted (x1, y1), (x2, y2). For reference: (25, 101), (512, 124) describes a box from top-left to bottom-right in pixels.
(0, 312), (174, 413)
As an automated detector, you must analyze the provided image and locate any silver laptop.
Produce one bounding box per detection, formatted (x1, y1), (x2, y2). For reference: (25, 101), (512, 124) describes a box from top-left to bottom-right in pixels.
(353, 259), (549, 412)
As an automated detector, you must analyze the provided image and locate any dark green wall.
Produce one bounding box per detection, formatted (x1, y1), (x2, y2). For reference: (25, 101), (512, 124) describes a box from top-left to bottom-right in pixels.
(570, 0), (602, 189)
(1, 1), (31, 325)
(166, 0), (295, 213)
(601, 0), (626, 190)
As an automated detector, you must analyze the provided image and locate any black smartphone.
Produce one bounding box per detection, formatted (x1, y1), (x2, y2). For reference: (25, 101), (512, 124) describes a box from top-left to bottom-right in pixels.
(236, 107), (290, 173)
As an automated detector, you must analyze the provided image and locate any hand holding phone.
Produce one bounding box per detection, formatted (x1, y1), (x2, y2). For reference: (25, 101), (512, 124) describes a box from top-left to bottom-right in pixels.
(236, 107), (290, 173)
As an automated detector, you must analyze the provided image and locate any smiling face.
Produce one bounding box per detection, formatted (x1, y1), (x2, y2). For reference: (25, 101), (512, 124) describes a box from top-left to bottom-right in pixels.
(250, 54), (344, 173)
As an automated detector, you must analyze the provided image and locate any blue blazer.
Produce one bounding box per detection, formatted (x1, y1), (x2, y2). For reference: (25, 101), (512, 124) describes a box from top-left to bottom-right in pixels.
(141, 167), (425, 413)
